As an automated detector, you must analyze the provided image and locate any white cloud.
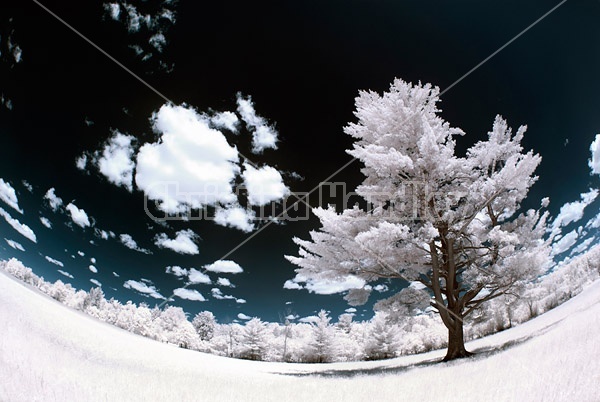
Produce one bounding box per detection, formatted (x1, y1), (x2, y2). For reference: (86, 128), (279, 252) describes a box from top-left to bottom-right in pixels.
(203, 260), (243, 274)
(165, 265), (188, 277)
(66, 203), (91, 228)
(44, 188), (63, 211)
(0, 207), (37, 243)
(123, 279), (165, 299)
(589, 134), (600, 175)
(45, 256), (64, 267)
(95, 229), (110, 240)
(39, 216), (52, 229)
(90, 279), (102, 287)
(236, 93), (278, 153)
(88, 265), (98, 273)
(77, 251), (85, 257)
(112, 271), (120, 277)
(90, 257), (96, 264)
(345, 307), (357, 313)
(94, 131), (136, 191)
(373, 284), (389, 293)
(236, 298), (246, 304)
(242, 163), (289, 206)
(237, 313), (251, 320)
(57, 270), (74, 279)
(119, 234), (151, 254)
(214, 204), (255, 232)
(173, 288), (206, 301)
(552, 229), (579, 256)
(135, 104), (240, 214)
(104, 3), (121, 20)
(75, 154), (88, 171)
(0, 178), (23, 213)
(211, 288), (235, 301)
(4, 238), (24, 251)
(570, 237), (595, 256)
(283, 280), (303, 290)
(22, 180), (33, 193)
(552, 189), (598, 230)
(154, 229), (199, 255)
(149, 33), (166, 52)
(188, 268), (211, 284)
(217, 277), (233, 287)
(211, 111), (239, 132)
(288, 274), (366, 295)
(298, 315), (319, 324)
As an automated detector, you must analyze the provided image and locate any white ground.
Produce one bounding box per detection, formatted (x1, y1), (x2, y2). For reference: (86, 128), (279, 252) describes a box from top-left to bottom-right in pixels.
(1, 269), (599, 402)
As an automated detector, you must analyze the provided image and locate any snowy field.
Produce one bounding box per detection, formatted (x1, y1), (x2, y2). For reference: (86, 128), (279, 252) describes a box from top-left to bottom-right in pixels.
(1, 269), (599, 402)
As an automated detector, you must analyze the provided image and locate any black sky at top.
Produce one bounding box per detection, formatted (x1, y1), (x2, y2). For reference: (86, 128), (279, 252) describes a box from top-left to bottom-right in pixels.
(0, 0), (599, 322)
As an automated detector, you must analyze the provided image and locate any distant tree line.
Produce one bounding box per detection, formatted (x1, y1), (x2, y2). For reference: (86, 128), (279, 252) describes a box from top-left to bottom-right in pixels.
(1, 249), (599, 363)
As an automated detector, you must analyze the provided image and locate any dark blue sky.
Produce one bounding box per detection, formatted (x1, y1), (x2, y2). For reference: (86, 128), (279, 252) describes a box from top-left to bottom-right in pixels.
(1, 0), (599, 323)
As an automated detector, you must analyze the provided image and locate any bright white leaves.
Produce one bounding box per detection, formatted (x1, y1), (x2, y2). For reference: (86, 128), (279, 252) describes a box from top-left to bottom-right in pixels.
(287, 78), (550, 307)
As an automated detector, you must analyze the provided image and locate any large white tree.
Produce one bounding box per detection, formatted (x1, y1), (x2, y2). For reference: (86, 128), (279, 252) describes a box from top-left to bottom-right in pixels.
(286, 78), (551, 360)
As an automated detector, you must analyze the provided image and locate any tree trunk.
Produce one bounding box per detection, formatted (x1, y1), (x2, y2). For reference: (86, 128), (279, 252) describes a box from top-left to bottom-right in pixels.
(443, 319), (473, 361)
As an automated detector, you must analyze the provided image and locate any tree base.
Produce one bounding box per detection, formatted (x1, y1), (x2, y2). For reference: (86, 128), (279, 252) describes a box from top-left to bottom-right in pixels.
(442, 349), (474, 362)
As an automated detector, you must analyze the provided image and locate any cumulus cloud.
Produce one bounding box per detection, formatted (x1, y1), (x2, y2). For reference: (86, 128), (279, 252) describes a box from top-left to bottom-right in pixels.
(204, 260), (243, 274)
(214, 204), (255, 232)
(217, 277), (233, 287)
(44, 188), (63, 211)
(283, 280), (303, 290)
(75, 154), (88, 171)
(173, 288), (206, 301)
(552, 229), (579, 256)
(286, 274), (366, 295)
(90, 279), (102, 287)
(57, 270), (74, 279)
(242, 163), (289, 206)
(345, 307), (357, 313)
(188, 268), (211, 284)
(135, 104), (240, 214)
(211, 111), (239, 132)
(104, 2), (121, 20)
(88, 265), (98, 273)
(0, 179), (23, 213)
(552, 189), (598, 231)
(4, 238), (25, 251)
(123, 279), (165, 299)
(112, 271), (120, 277)
(94, 131), (136, 191)
(45, 256), (64, 267)
(0, 207), (37, 242)
(236, 298), (246, 304)
(39, 216), (52, 229)
(237, 313), (251, 320)
(570, 237), (595, 256)
(165, 265), (188, 277)
(589, 134), (600, 175)
(22, 180), (33, 193)
(154, 229), (199, 254)
(236, 94), (278, 153)
(373, 284), (389, 293)
(298, 315), (319, 324)
(119, 233), (151, 254)
(66, 202), (91, 228)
